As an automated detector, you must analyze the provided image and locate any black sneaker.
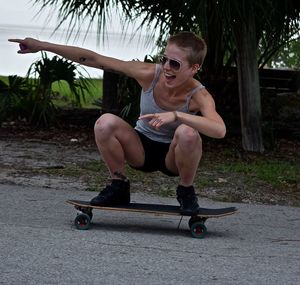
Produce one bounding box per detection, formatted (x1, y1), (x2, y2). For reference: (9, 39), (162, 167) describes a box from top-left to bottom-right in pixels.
(90, 179), (130, 206)
(176, 185), (200, 215)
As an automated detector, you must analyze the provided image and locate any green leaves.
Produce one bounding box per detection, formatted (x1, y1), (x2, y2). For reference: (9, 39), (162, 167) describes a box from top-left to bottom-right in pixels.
(0, 75), (31, 124)
(0, 52), (92, 127)
(25, 52), (92, 126)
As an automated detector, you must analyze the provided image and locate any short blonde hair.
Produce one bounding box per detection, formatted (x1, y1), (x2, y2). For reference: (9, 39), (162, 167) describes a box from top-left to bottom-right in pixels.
(167, 31), (207, 66)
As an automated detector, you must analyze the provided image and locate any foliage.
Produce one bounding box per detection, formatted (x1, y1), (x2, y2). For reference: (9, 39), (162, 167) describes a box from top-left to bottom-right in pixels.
(26, 52), (92, 126)
(33, 0), (300, 151)
(268, 39), (300, 69)
(93, 55), (156, 125)
(33, 0), (300, 105)
(117, 75), (140, 126)
(118, 55), (156, 125)
(0, 53), (93, 127)
(0, 76), (32, 125)
(35, 0), (114, 43)
(51, 78), (102, 108)
(34, 0), (299, 70)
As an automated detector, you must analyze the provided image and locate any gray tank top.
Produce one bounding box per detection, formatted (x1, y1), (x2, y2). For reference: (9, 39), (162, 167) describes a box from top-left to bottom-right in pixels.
(135, 64), (205, 143)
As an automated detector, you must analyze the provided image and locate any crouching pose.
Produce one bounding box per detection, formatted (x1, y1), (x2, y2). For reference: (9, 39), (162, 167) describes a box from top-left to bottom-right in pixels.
(9, 31), (226, 215)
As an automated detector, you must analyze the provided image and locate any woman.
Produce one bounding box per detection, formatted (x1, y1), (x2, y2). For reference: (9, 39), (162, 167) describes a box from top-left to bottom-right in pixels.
(9, 31), (226, 215)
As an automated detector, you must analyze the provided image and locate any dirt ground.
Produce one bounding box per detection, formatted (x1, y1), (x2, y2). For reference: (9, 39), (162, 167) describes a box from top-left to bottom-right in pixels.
(1, 124), (299, 207)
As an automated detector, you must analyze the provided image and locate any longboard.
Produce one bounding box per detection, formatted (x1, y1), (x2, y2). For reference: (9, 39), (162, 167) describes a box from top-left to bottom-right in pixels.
(66, 200), (237, 238)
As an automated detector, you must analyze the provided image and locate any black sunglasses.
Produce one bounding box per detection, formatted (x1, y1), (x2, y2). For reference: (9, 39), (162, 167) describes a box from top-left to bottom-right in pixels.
(160, 56), (182, 71)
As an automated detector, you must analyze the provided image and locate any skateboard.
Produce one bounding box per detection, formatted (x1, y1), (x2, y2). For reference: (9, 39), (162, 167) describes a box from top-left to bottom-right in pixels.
(67, 200), (237, 238)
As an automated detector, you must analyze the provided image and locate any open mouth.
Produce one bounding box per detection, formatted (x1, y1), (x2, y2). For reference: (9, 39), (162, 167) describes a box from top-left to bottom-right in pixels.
(164, 72), (176, 81)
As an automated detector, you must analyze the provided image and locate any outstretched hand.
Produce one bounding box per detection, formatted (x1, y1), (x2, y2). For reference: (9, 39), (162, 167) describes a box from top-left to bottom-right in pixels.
(8, 37), (43, 54)
(139, 112), (177, 129)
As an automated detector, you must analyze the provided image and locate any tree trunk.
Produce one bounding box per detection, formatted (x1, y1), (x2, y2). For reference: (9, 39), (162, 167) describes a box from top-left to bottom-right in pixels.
(233, 12), (264, 152)
(102, 71), (120, 114)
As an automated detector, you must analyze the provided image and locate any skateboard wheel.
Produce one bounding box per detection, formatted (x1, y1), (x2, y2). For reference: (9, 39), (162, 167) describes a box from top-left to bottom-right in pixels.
(87, 211), (93, 221)
(83, 210), (93, 221)
(188, 216), (206, 229)
(190, 222), (207, 238)
(74, 213), (91, 230)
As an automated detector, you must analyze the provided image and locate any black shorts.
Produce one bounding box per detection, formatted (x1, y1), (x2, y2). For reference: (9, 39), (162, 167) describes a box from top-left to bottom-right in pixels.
(129, 130), (178, 177)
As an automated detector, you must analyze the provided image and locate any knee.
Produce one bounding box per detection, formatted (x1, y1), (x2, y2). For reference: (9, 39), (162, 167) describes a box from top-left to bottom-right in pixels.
(175, 125), (202, 150)
(94, 113), (118, 138)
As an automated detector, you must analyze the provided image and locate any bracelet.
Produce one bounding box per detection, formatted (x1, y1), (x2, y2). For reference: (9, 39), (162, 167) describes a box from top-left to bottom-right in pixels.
(173, 111), (178, 122)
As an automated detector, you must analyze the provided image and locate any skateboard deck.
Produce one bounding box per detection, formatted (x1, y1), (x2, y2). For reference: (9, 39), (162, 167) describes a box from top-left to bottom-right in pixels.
(66, 199), (237, 238)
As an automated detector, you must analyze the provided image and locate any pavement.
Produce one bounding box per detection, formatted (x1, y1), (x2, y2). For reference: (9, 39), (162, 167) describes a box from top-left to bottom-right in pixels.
(0, 183), (299, 285)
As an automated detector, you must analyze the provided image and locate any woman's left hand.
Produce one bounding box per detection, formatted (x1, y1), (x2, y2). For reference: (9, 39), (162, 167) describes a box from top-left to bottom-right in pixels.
(139, 112), (177, 129)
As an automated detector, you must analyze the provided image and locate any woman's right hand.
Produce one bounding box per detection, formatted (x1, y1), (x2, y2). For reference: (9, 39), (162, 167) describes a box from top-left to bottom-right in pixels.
(8, 37), (43, 54)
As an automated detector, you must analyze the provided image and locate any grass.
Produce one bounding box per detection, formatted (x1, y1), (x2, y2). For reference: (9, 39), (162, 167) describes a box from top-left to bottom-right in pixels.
(207, 158), (299, 189)
(0, 75), (103, 109)
(51, 78), (103, 108)
(1, 73), (299, 205)
(31, 141), (299, 206)
(0, 75), (9, 84)
(3, 124), (299, 206)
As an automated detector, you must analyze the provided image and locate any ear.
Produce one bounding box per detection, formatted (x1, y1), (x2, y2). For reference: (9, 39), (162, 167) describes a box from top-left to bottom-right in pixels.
(192, 64), (201, 74)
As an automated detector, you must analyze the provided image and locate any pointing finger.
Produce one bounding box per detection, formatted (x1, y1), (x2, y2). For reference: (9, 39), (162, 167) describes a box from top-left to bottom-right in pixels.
(139, 114), (155, 120)
(8, 38), (22, 43)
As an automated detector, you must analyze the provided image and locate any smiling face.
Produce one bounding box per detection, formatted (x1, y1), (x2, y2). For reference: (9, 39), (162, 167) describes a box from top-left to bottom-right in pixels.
(161, 43), (200, 88)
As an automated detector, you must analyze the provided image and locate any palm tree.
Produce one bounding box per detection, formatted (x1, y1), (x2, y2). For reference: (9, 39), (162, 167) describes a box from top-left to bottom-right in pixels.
(27, 52), (91, 126)
(34, 0), (300, 151)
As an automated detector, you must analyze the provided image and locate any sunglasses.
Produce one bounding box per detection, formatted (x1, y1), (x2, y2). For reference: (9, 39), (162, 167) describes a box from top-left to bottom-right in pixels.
(160, 56), (182, 71)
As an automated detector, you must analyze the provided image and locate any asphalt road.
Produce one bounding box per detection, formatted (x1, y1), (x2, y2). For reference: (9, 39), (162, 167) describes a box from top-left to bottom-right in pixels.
(0, 184), (299, 285)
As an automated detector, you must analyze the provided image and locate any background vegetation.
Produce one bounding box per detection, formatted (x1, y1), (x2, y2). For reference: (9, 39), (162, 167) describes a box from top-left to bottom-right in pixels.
(0, 0), (299, 204)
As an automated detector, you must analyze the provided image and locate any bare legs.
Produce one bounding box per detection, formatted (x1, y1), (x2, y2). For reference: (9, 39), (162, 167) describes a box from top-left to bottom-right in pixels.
(94, 114), (202, 184)
(93, 114), (202, 212)
(94, 113), (144, 179)
(166, 124), (202, 186)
